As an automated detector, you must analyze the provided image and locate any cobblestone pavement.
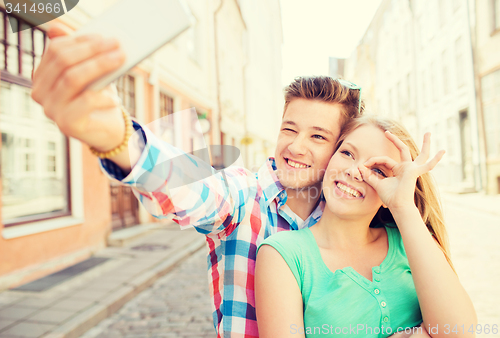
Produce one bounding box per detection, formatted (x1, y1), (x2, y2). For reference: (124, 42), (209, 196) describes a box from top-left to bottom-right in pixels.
(443, 202), (500, 338)
(79, 248), (215, 338)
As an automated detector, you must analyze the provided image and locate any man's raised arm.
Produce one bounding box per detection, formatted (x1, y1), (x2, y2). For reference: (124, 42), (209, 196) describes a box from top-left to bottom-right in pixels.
(32, 23), (243, 236)
(31, 23), (139, 174)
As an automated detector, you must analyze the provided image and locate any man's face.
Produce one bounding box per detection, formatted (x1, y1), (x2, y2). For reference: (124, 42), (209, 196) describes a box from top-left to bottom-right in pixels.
(275, 98), (342, 193)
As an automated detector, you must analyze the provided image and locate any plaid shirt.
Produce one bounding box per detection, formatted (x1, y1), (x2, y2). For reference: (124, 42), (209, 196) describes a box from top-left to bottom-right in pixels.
(100, 121), (324, 337)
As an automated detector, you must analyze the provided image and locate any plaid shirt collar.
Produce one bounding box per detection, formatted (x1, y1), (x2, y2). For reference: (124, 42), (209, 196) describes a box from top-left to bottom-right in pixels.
(258, 157), (287, 208)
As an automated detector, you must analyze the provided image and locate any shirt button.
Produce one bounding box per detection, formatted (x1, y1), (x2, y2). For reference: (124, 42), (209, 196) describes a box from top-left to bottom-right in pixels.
(381, 301), (387, 307)
(374, 277), (380, 282)
(374, 289), (380, 294)
(374, 268), (380, 274)
(383, 316), (389, 322)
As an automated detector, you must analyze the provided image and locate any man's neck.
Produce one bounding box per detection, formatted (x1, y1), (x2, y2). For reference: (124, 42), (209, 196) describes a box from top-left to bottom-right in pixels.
(284, 186), (321, 221)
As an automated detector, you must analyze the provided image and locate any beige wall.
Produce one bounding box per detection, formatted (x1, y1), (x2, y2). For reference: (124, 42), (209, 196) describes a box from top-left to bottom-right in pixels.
(345, 0), (483, 193)
(475, 0), (500, 194)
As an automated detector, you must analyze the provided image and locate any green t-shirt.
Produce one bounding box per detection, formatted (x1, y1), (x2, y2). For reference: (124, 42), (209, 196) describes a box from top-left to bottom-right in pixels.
(258, 226), (422, 338)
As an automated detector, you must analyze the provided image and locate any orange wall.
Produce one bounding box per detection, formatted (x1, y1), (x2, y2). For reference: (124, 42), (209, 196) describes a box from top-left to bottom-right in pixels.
(0, 147), (111, 287)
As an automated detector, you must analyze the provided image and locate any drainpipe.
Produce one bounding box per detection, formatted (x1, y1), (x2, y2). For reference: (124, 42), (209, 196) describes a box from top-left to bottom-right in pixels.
(466, 0), (487, 192)
(408, 0), (421, 137)
(214, 0), (224, 167)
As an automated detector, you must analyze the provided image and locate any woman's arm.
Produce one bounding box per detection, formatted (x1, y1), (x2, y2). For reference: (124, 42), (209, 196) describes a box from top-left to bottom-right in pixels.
(390, 207), (477, 337)
(255, 245), (305, 338)
(360, 132), (477, 338)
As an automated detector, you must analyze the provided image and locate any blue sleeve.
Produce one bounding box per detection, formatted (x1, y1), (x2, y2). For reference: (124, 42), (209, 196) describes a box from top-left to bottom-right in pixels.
(98, 121), (252, 236)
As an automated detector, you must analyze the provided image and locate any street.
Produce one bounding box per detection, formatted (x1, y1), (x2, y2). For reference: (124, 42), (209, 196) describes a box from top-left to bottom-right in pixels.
(79, 248), (214, 338)
(443, 202), (500, 337)
(79, 196), (500, 338)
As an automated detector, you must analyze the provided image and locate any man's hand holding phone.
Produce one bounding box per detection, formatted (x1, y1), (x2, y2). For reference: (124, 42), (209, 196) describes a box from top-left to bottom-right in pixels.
(31, 0), (192, 173)
(30, 24), (136, 172)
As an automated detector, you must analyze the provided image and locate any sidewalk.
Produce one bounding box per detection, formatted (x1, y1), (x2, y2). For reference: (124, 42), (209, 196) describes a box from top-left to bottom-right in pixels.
(441, 191), (500, 218)
(0, 223), (206, 338)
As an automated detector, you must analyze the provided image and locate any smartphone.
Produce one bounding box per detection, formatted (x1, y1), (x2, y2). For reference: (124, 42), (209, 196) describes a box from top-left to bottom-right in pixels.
(75, 0), (193, 91)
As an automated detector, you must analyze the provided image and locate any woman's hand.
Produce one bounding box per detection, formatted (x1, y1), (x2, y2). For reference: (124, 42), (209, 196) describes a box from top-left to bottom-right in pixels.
(358, 132), (444, 211)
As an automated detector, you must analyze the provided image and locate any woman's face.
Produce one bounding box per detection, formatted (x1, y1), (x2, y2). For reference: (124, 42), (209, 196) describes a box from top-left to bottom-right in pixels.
(322, 124), (402, 220)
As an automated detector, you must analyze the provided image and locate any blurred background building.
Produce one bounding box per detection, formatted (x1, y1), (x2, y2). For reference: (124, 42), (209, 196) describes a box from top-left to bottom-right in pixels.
(344, 0), (500, 195)
(0, 0), (282, 290)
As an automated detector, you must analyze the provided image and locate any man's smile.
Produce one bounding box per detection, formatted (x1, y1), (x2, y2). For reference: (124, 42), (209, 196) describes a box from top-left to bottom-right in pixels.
(285, 157), (311, 169)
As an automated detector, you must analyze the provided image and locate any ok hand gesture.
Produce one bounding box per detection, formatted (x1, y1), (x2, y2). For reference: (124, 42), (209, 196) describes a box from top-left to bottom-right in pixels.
(358, 132), (445, 211)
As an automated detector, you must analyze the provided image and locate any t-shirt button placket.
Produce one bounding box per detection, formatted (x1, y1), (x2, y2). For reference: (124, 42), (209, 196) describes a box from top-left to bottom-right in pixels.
(374, 288), (380, 295)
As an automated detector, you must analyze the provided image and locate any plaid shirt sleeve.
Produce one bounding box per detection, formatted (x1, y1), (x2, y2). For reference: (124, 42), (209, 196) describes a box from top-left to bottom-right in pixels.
(99, 121), (243, 235)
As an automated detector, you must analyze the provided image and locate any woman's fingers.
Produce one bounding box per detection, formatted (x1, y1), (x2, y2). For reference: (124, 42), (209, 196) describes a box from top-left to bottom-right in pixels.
(417, 150), (445, 176)
(364, 156), (398, 174)
(415, 132), (431, 165)
(358, 164), (381, 188)
(384, 131), (412, 162)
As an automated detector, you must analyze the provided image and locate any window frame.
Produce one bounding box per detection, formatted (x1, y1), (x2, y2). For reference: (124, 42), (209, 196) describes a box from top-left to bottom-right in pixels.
(492, 0), (500, 35)
(1, 8), (45, 87)
(116, 74), (136, 117)
(159, 91), (175, 145)
(2, 137), (72, 227)
(1, 9), (72, 227)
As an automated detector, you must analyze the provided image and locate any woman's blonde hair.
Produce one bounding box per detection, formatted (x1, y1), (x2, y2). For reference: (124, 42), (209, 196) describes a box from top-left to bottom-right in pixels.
(336, 115), (455, 272)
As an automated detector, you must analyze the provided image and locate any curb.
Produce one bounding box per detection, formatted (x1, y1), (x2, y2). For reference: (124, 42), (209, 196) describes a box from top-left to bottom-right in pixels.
(40, 236), (206, 338)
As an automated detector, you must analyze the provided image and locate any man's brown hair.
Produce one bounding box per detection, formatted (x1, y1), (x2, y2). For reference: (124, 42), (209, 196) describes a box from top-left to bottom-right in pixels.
(283, 76), (364, 126)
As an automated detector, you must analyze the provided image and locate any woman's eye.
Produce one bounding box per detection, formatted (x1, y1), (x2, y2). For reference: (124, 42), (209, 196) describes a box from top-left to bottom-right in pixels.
(312, 134), (326, 140)
(283, 128), (296, 133)
(372, 168), (387, 177)
(340, 150), (353, 158)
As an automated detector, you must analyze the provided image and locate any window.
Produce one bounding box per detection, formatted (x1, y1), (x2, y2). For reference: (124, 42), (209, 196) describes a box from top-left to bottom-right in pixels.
(116, 74), (136, 117)
(1, 10), (70, 226)
(406, 73), (412, 113)
(159, 92), (175, 145)
(47, 142), (56, 172)
(438, 0), (447, 27)
(442, 49), (449, 95)
(1, 9), (46, 86)
(494, 0), (500, 31)
(396, 81), (402, 113)
(388, 88), (393, 117)
(481, 70), (500, 158)
(186, 16), (201, 64)
(430, 61), (438, 102)
(423, 69), (430, 107)
(455, 37), (465, 87)
(447, 117), (455, 157)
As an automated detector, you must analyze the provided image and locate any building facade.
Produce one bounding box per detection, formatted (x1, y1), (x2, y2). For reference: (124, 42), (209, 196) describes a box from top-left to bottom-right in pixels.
(345, 0), (483, 193)
(0, 0), (282, 289)
(474, 0), (500, 194)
